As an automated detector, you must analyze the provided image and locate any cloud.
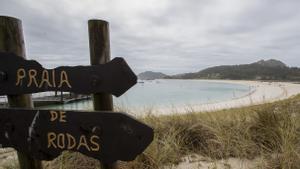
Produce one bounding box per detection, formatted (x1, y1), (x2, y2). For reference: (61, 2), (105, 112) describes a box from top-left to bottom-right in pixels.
(0, 0), (299, 74)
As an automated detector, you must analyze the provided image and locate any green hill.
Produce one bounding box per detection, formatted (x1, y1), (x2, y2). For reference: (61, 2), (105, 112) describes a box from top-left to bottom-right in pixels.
(168, 59), (300, 81)
(138, 71), (168, 80)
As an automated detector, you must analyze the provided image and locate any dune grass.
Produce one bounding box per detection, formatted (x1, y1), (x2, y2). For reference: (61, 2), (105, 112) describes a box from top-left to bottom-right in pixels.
(145, 95), (300, 169)
(137, 95), (300, 169)
(3, 95), (300, 169)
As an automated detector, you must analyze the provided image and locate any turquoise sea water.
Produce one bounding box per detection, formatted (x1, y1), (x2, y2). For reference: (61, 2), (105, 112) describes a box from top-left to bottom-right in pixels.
(44, 80), (251, 110)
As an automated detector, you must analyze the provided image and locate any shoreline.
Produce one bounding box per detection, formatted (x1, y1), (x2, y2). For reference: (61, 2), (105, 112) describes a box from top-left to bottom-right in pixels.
(129, 80), (300, 116)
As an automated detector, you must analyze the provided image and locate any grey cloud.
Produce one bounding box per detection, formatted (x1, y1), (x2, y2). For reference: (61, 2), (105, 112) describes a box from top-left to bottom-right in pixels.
(0, 0), (299, 74)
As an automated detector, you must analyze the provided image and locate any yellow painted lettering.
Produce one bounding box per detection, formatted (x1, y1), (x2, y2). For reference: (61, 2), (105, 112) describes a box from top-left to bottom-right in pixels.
(77, 135), (90, 151)
(90, 135), (100, 151)
(57, 133), (65, 149)
(52, 69), (56, 87)
(39, 70), (52, 88)
(58, 71), (71, 88)
(50, 111), (58, 122)
(47, 132), (57, 148)
(59, 111), (67, 122)
(27, 69), (38, 87)
(16, 68), (26, 86)
(66, 133), (76, 149)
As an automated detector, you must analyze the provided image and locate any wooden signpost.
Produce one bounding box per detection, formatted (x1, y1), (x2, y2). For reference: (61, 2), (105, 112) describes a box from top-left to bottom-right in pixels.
(0, 52), (137, 97)
(0, 15), (42, 169)
(0, 16), (153, 169)
(0, 108), (153, 163)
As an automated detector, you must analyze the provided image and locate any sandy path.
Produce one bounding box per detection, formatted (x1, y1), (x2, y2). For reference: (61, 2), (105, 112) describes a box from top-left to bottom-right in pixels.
(166, 154), (259, 169)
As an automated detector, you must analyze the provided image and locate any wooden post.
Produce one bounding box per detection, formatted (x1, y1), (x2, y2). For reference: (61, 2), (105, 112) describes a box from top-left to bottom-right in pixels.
(88, 19), (118, 169)
(0, 16), (42, 169)
(60, 91), (63, 102)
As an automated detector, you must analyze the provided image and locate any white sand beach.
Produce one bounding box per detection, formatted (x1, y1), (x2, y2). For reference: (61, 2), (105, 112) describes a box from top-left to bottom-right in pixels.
(130, 80), (300, 116)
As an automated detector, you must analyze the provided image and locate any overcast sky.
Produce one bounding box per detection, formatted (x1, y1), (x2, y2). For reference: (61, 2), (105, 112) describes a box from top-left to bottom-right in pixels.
(1, 0), (299, 74)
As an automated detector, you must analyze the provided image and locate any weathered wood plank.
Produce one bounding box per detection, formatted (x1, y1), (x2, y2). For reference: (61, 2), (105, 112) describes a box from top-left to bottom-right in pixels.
(0, 108), (154, 163)
(0, 52), (137, 97)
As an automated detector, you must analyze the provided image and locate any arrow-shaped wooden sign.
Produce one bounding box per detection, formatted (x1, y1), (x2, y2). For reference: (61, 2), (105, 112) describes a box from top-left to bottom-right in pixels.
(0, 108), (153, 163)
(0, 52), (137, 97)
